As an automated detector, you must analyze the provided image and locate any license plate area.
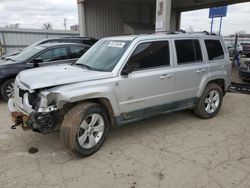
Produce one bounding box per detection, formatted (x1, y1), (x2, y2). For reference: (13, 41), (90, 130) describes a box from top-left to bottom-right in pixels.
(12, 112), (30, 129)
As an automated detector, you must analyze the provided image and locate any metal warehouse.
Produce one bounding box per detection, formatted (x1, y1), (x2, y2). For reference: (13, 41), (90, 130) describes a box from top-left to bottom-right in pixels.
(77, 0), (249, 39)
(0, 27), (79, 53)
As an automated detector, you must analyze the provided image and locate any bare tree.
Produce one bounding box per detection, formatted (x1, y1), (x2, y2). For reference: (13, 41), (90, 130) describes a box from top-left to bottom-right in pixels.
(5, 23), (20, 28)
(42, 22), (53, 30)
(234, 30), (247, 37)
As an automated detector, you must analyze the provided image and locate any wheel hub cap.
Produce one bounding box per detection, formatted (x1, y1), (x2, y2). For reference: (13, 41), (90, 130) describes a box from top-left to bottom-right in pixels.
(205, 90), (220, 114)
(77, 113), (105, 149)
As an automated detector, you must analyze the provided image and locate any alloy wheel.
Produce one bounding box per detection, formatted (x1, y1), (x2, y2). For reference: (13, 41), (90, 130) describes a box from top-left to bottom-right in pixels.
(205, 90), (220, 114)
(6, 82), (14, 98)
(77, 113), (105, 149)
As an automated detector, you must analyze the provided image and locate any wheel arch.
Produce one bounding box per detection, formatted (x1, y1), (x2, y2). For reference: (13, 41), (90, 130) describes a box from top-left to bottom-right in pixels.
(199, 79), (226, 97)
(61, 97), (116, 128)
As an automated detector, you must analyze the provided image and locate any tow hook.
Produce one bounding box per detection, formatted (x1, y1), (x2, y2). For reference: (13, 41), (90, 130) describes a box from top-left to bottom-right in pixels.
(11, 124), (20, 130)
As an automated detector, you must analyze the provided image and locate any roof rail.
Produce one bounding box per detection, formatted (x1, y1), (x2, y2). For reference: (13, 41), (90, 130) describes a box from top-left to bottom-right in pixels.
(146, 30), (217, 36)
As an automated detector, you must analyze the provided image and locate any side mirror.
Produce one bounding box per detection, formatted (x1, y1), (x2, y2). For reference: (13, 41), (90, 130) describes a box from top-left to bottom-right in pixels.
(121, 62), (139, 76)
(121, 64), (134, 76)
(32, 57), (43, 67)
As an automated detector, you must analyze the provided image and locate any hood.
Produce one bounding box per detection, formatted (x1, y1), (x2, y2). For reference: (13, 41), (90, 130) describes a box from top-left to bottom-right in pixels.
(0, 60), (19, 66)
(18, 64), (114, 90)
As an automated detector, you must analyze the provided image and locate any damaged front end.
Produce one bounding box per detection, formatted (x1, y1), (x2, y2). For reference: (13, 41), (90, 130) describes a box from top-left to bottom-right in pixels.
(8, 78), (64, 134)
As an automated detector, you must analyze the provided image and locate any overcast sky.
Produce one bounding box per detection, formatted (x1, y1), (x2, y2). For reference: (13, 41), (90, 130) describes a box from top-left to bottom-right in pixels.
(0, 0), (249, 35)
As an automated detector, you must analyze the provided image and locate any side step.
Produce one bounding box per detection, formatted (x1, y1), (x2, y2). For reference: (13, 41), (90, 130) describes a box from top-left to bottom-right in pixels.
(228, 82), (250, 94)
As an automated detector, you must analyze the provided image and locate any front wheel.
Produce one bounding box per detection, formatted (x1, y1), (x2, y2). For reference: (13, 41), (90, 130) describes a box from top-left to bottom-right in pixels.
(0, 79), (15, 102)
(60, 102), (109, 157)
(193, 83), (223, 119)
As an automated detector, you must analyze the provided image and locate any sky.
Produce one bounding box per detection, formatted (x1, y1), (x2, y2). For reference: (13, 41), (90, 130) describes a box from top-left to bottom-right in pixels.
(0, 0), (249, 35)
(181, 2), (250, 35)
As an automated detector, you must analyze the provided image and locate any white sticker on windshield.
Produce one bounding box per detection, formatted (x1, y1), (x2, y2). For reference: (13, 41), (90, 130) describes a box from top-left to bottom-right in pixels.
(108, 42), (125, 48)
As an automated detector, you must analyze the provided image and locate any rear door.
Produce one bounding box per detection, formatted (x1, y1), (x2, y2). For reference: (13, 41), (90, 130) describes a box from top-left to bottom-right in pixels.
(173, 39), (208, 103)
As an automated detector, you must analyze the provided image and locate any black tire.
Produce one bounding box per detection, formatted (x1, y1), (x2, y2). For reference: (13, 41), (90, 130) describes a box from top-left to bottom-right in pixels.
(0, 78), (15, 102)
(193, 83), (223, 119)
(60, 102), (109, 157)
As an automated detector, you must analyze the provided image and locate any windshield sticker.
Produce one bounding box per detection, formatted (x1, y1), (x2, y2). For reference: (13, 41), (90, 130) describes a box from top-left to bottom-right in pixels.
(108, 42), (125, 48)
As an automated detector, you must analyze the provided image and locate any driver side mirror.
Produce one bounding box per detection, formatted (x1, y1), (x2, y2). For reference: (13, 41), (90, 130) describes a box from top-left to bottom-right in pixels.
(121, 62), (139, 76)
(32, 57), (43, 67)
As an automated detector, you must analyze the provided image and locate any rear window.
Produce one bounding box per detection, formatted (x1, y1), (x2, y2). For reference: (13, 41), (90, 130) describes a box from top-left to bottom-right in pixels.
(175, 39), (203, 65)
(205, 40), (224, 60)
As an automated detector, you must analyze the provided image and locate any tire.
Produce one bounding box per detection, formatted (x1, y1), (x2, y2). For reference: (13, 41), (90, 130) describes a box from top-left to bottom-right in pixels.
(193, 83), (223, 119)
(0, 78), (15, 102)
(60, 102), (109, 157)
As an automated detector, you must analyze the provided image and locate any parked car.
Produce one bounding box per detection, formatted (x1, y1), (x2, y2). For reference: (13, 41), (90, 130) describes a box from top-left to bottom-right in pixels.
(225, 41), (243, 59)
(2, 37), (97, 60)
(0, 43), (90, 101)
(241, 43), (250, 57)
(239, 60), (250, 81)
(9, 33), (231, 157)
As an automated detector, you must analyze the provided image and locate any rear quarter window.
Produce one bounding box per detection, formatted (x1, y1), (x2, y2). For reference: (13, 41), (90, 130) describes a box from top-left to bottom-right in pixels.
(205, 40), (225, 61)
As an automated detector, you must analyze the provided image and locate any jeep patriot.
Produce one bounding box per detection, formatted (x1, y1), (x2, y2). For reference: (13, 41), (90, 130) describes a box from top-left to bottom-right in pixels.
(8, 32), (231, 157)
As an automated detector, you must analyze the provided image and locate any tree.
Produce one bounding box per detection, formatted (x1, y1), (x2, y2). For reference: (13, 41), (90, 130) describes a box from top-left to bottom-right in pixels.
(42, 22), (53, 30)
(235, 30), (246, 37)
(5, 23), (20, 29)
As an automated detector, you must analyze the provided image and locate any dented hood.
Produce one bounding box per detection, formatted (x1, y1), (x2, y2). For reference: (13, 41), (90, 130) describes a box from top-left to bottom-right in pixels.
(18, 64), (113, 90)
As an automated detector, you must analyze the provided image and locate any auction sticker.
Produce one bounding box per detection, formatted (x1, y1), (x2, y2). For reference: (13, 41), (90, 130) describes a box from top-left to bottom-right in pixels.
(108, 42), (125, 48)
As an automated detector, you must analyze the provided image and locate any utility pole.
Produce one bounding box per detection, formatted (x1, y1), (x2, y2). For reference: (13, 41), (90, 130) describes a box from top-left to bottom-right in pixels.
(64, 18), (67, 30)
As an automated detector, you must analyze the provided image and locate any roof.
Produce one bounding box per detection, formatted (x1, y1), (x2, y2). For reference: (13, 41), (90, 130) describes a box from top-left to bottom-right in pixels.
(38, 43), (89, 48)
(103, 32), (223, 42)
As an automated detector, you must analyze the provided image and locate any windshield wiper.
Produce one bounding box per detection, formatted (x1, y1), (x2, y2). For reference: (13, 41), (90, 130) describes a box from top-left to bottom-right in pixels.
(74, 63), (93, 70)
(6, 58), (15, 62)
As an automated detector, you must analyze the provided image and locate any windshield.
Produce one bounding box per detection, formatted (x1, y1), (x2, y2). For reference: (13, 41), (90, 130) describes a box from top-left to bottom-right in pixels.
(75, 40), (131, 71)
(12, 46), (45, 62)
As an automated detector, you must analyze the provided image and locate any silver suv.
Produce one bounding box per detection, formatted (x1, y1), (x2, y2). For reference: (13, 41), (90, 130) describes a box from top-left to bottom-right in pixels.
(9, 33), (231, 157)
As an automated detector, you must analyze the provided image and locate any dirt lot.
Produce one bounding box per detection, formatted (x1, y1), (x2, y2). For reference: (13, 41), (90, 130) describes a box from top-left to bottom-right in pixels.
(0, 93), (250, 188)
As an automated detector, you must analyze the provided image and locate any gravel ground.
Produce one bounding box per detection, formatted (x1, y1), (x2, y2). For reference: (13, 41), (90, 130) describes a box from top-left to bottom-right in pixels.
(0, 93), (250, 188)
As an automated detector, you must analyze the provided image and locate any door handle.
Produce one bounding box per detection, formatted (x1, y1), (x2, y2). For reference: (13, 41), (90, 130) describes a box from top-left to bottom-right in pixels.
(196, 69), (206, 73)
(160, 74), (173, 79)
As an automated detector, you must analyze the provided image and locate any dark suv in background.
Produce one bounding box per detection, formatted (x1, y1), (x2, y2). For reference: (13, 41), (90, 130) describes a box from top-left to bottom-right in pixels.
(2, 37), (98, 60)
(241, 43), (250, 57)
(0, 43), (90, 101)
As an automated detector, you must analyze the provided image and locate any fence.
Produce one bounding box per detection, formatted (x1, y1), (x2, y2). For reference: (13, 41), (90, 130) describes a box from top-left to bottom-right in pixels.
(0, 27), (79, 54)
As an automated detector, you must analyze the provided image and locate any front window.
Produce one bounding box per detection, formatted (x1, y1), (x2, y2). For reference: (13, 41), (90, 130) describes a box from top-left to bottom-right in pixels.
(127, 41), (170, 70)
(75, 40), (131, 71)
(12, 46), (45, 62)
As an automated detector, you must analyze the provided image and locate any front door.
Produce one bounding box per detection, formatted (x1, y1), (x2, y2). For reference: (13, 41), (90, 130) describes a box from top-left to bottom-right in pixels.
(119, 40), (175, 118)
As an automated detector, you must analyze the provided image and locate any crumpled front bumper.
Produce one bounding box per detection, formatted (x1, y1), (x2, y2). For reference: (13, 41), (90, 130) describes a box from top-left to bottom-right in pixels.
(8, 98), (31, 130)
(8, 98), (61, 133)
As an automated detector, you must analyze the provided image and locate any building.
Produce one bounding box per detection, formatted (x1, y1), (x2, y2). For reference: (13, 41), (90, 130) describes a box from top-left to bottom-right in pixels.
(77, 0), (249, 39)
(0, 27), (79, 53)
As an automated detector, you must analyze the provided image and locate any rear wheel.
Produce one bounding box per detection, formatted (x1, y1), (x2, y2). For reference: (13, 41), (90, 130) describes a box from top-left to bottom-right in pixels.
(60, 102), (109, 157)
(194, 83), (223, 119)
(0, 79), (15, 102)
